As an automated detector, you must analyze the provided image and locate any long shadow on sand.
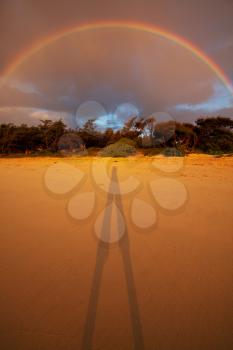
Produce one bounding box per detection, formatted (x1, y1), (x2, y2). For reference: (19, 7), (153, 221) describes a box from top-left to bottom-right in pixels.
(81, 166), (144, 350)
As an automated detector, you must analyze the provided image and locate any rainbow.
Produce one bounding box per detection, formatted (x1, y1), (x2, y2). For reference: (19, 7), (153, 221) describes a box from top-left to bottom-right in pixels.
(1, 20), (233, 95)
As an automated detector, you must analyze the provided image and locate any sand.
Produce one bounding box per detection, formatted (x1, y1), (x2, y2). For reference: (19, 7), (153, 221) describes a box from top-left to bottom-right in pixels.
(0, 155), (232, 350)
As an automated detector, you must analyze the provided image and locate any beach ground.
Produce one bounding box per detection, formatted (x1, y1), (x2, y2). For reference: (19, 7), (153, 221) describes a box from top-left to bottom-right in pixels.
(0, 155), (232, 350)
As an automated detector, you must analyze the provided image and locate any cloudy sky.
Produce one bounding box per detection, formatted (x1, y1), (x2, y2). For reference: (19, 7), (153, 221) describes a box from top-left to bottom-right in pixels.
(0, 0), (233, 128)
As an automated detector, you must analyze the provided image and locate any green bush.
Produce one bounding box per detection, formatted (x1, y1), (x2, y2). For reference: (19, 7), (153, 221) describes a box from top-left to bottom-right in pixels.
(198, 134), (233, 154)
(116, 137), (136, 147)
(162, 147), (184, 157)
(100, 141), (136, 157)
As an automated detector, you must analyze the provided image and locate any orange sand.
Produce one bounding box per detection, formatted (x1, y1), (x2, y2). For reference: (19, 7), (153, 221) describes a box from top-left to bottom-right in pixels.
(0, 155), (232, 349)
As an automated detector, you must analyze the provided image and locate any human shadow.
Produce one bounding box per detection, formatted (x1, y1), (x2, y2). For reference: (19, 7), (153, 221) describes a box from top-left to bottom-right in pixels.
(81, 166), (144, 350)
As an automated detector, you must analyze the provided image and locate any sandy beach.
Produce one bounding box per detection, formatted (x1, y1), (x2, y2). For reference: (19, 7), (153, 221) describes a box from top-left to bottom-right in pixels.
(0, 155), (232, 350)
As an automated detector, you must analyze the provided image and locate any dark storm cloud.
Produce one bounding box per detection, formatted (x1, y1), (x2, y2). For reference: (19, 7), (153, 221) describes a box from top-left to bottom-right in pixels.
(0, 0), (233, 125)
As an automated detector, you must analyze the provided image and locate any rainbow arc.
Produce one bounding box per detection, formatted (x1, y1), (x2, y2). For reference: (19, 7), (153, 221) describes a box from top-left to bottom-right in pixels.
(1, 20), (233, 95)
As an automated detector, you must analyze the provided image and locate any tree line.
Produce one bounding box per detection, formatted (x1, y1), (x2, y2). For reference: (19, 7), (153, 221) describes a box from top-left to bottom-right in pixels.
(0, 116), (233, 155)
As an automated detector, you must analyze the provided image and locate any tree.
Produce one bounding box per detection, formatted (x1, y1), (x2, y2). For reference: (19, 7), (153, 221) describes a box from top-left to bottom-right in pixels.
(121, 116), (145, 141)
(195, 117), (233, 153)
(0, 116), (232, 155)
(39, 119), (66, 151)
(173, 122), (198, 152)
(0, 124), (16, 154)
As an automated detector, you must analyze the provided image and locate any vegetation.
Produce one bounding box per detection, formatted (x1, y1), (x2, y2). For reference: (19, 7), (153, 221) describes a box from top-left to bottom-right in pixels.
(162, 148), (184, 157)
(195, 117), (233, 153)
(100, 140), (136, 157)
(0, 116), (232, 156)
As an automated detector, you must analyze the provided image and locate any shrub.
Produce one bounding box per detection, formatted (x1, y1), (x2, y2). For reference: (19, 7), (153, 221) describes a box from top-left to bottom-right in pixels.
(162, 147), (184, 157)
(100, 141), (136, 157)
(199, 135), (233, 154)
(116, 137), (136, 147)
(57, 133), (87, 156)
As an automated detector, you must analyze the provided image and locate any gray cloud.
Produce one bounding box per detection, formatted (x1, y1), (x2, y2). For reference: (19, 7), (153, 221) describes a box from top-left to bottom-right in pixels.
(0, 0), (233, 125)
(0, 106), (75, 126)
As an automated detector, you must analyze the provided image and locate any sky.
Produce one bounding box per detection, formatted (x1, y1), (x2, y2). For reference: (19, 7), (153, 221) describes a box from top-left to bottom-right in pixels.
(0, 0), (233, 128)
